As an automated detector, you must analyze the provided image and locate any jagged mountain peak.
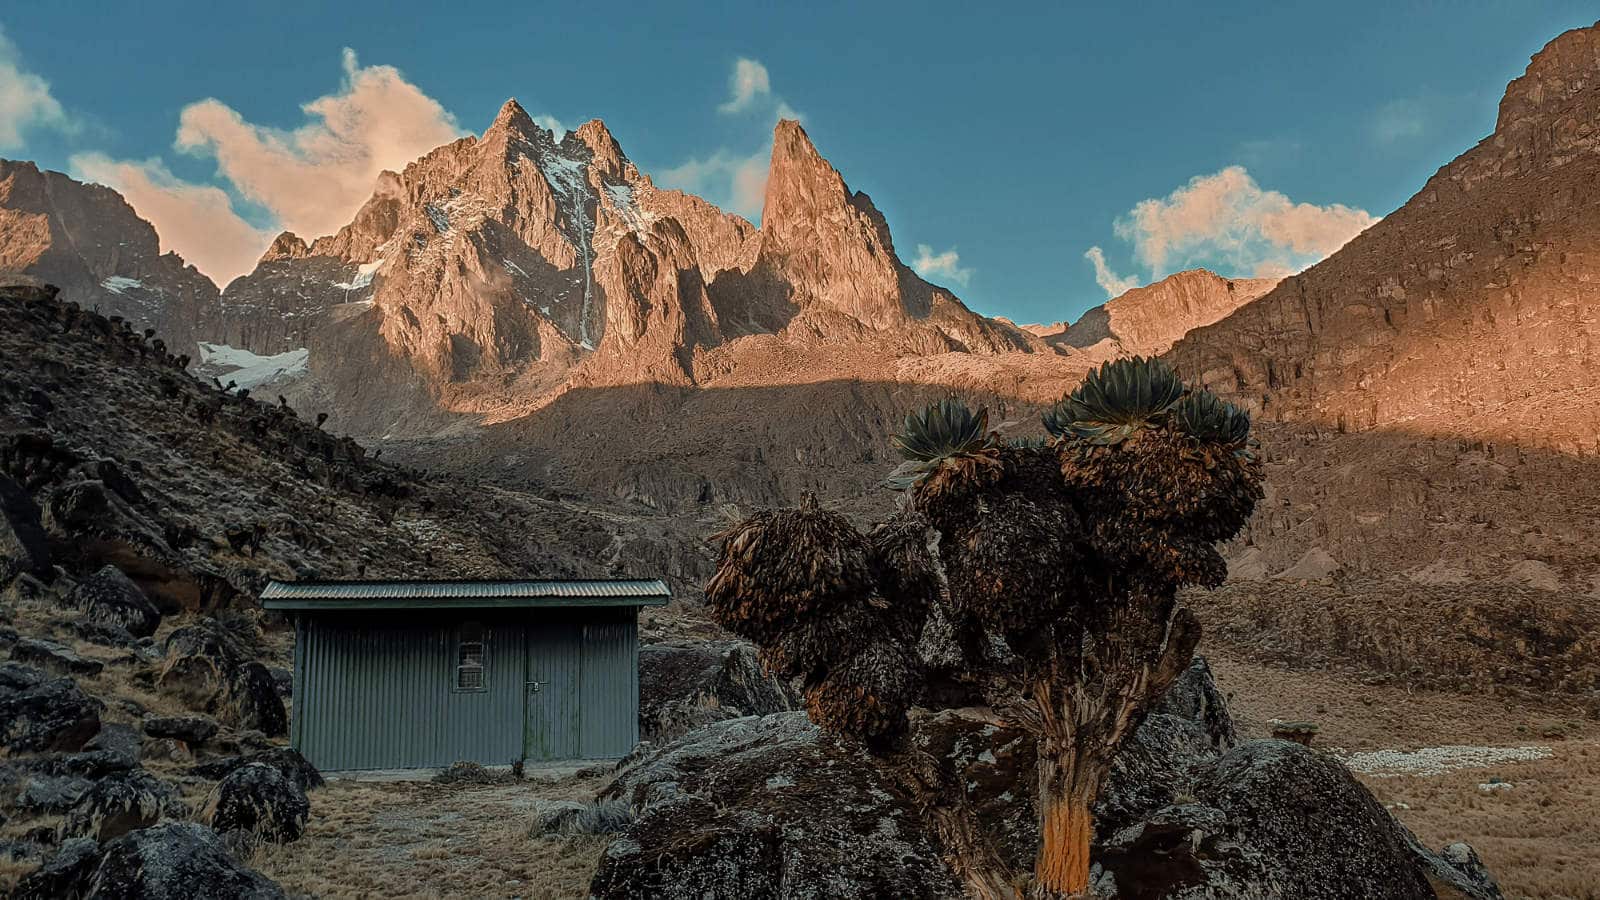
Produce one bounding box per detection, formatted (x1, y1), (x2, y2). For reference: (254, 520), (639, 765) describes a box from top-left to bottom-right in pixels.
(487, 98), (542, 138)
(572, 119), (629, 180)
(1497, 22), (1600, 134)
(260, 231), (309, 263)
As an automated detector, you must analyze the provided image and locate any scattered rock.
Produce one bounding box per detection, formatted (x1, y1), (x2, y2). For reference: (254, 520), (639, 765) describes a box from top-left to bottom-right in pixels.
(638, 639), (799, 743)
(20, 748), (137, 779)
(268, 665), (293, 698)
(10, 637), (104, 677)
(201, 762), (309, 843)
(57, 769), (167, 842)
(62, 565), (161, 638)
(84, 721), (141, 759)
(143, 714), (219, 745)
(11, 836), (99, 900)
(0, 674), (101, 752)
(13, 773), (93, 814)
(85, 822), (286, 898)
(227, 661), (287, 737)
(191, 747), (323, 793)
(1268, 719), (1320, 746)
(432, 761), (509, 785)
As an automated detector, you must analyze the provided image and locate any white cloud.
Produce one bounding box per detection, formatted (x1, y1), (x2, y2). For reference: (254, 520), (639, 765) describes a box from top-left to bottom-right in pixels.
(1109, 166), (1376, 281)
(174, 47), (465, 243)
(911, 243), (973, 287)
(532, 115), (568, 140)
(0, 25), (69, 150)
(718, 58), (771, 114)
(659, 147), (769, 221)
(1084, 246), (1139, 297)
(71, 153), (273, 286)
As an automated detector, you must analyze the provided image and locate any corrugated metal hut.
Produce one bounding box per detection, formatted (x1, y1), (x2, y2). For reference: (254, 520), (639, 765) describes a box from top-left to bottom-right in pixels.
(261, 578), (669, 773)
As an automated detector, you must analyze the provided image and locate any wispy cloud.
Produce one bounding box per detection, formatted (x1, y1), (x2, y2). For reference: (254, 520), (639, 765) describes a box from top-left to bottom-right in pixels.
(1371, 98), (1427, 144)
(660, 57), (806, 222)
(911, 243), (973, 287)
(71, 153), (273, 286)
(532, 115), (568, 140)
(174, 48), (465, 243)
(71, 48), (468, 284)
(0, 25), (71, 150)
(1105, 165), (1375, 282)
(1083, 246), (1139, 297)
(718, 58), (771, 114)
(659, 147), (769, 221)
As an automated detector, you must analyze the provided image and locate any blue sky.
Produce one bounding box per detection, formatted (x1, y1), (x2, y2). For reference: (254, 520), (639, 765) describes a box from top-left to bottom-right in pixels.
(3, 2), (1596, 324)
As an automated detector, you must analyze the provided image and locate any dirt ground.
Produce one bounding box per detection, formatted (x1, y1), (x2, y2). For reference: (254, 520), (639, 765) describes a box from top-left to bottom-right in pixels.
(247, 650), (1597, 900)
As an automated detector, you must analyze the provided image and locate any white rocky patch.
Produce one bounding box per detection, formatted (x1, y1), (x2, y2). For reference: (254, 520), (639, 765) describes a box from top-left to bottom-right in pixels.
(503, 259), (528, 278)
(536, 147), (597, 349)
(424, 203), (451, 234)
(196, 342), (311, 390)
(1337, 744), (1552, 778)
(100, 276), (144, 294)
(333, 259), (383, 291)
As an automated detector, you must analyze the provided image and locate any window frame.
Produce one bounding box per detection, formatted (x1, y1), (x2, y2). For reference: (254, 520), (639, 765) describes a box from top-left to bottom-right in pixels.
(452, 621), (488, 693)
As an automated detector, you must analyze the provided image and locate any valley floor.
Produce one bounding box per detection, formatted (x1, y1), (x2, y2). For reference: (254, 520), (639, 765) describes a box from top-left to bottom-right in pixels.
(251, 648), (1597, 900)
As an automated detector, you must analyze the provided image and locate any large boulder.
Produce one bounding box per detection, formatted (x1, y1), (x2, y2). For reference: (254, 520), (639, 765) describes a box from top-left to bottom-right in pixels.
(227, 662), (287, 737)
(200, 762), (309, 843)
(590, 713), (961, 899)
(56, 769), (167, 842)
(638, 639), (799, 742)
(63, 566), (162, 638)
(143, 714), (219, 745)
(11, 836), (99, 900)
(85, 822), (286, 898)
(592, 656), (1500, 900)
(191, 747), (324, 793)
(0, 672), (101, 752)
(10, 637), (105, 677)
(0, 474), (50, 584)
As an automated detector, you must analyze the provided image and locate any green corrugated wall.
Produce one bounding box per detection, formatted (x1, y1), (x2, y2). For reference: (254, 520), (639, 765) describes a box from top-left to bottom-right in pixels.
(290, 609), (639, 771)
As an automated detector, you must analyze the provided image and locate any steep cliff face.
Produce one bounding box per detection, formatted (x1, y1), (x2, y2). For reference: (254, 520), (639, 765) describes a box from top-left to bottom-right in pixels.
(1168, 24), (1600, 453)
(0, 160), (220, 353)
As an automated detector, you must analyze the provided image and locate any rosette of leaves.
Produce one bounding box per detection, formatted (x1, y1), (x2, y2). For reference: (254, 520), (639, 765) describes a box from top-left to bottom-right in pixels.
(1174, 388), (1252, 451)
(1043, 356), (1185, 445)
(886, 397), (1004, 511)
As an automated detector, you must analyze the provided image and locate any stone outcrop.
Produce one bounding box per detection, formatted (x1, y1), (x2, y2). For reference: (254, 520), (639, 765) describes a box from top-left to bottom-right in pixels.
(56, 768), (167, 842)
(201, 761), (310, 843)
(0, 669), (100, 753)
(77, 822), (286, 899)
(637, 638), (798, 742)
(592, 658), (1499, 899)
(62, 565), (162, 638)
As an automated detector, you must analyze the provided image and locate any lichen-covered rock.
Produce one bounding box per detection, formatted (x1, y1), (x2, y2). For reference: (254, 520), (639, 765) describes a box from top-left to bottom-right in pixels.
(201, 762), (309, 843)
(21, 748), (138, 780)
(0, 673), (101, 752)
(63, 565), (161, 638)
(0, 474), (50, 585)
(638, 639), (799, 743)
(56, 769), (167, 842)
(226, 661), (287, 737)
(191, 747), (324, 794)
(590, 712), (961, 900)
(85, 822), (286, 898)
(11, 836), (99, 900)
(156, 620), (239, 707)
(13, 773), (93, 814)
(143, 714), (219, 745)
(10, 637), (104, 677)
(1094, 740), (1503, 900)
(594, 656), (1501, 900)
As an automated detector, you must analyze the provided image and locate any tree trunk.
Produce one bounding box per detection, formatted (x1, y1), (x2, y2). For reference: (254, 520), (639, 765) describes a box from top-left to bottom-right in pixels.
(1033, 744), (1104, 898)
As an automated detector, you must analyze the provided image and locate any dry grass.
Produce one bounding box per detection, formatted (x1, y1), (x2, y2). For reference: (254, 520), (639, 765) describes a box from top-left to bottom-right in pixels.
(1210, 650), (1600, 900)
(251, 774), (613, 899)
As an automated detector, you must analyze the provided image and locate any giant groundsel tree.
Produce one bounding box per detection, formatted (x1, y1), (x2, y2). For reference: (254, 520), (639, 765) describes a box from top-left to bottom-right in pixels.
(707, 357), (1264, 898)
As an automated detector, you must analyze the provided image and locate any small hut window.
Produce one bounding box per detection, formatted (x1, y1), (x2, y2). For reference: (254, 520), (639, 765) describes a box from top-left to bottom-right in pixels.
(455, 622), (486, 691)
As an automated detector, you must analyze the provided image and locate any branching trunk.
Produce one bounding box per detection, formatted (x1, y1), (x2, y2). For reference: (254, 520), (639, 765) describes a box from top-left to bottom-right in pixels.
(1028, 604), (1203, 898)
(889, 743), (1025, 899)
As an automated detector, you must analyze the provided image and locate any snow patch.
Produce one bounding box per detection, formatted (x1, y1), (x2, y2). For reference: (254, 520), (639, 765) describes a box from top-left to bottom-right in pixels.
(1338, 744), (1552, 778)
(504, 259), (528, 278)
(196, 342), (310, 390)
(100, 276), (144, 294)
(424, 203), (451, 234)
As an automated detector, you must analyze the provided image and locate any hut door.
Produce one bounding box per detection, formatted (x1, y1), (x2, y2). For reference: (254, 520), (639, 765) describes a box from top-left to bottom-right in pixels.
(523, 624), (581, 761)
